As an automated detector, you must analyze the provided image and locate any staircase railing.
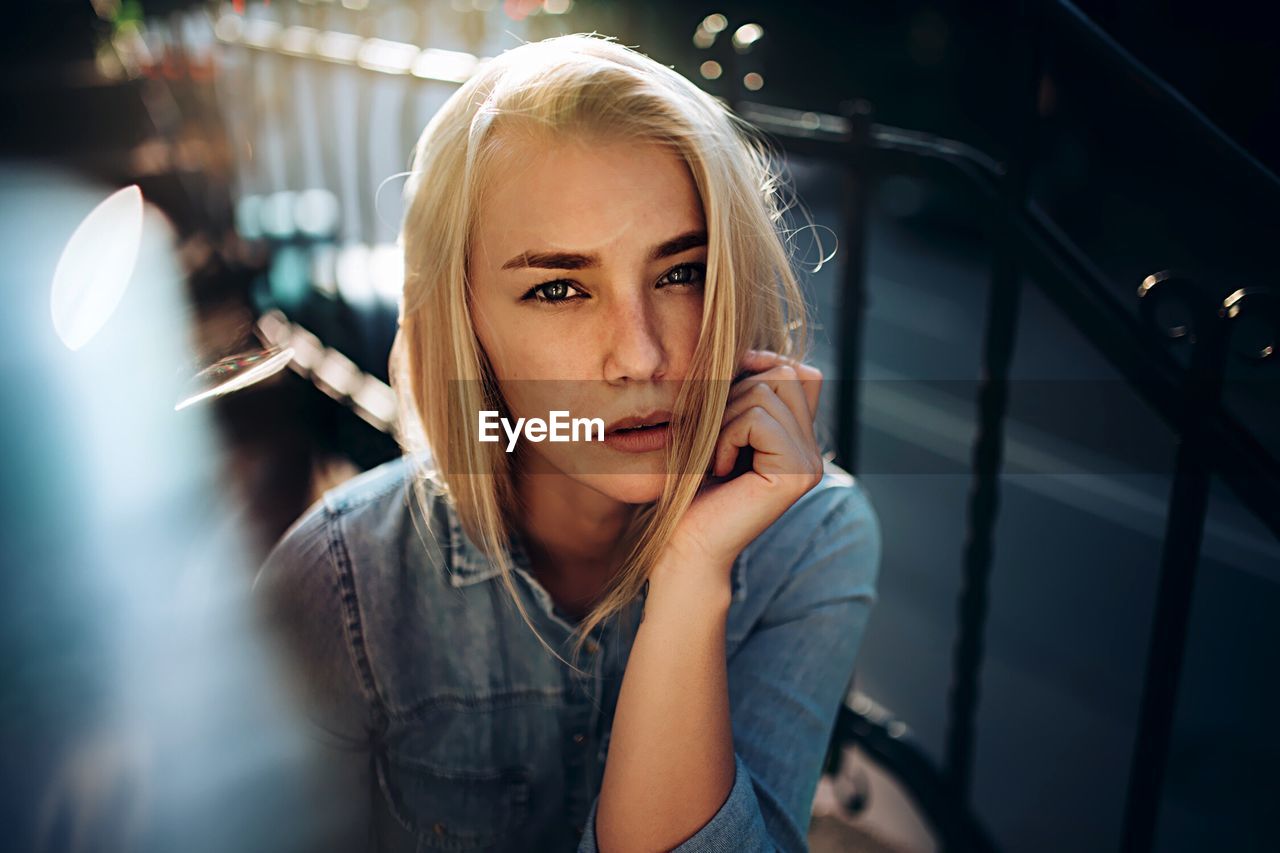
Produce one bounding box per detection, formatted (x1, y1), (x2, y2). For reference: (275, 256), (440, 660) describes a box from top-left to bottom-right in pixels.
(727, 2), (1279, 850)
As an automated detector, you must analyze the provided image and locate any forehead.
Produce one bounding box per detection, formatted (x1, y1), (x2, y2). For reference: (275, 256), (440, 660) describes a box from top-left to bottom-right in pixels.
(473, 134), (705, 265)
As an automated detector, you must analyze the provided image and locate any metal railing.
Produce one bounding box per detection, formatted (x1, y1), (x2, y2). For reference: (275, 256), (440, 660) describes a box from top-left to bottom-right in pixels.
(727, 2), (1279, 851)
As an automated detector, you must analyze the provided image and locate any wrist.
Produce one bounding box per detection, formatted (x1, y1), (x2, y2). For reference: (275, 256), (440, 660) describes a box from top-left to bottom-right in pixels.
(647, 551), (734, 613)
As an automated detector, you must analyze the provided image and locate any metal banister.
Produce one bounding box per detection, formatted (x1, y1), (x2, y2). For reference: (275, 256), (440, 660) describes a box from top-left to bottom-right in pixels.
(728, 3), (1277, 851)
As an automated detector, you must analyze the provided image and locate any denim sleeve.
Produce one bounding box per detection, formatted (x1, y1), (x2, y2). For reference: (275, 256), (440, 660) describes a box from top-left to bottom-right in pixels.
(251, 503), (383, 853)
(576, 484), (882, 853)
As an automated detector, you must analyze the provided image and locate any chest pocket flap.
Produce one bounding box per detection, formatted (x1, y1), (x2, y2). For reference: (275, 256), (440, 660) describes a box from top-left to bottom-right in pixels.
(377, 757), (532, 851)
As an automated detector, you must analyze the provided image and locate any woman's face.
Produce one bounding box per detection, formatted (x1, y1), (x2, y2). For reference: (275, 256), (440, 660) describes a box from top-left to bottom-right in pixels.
(469, 132), (707, 504)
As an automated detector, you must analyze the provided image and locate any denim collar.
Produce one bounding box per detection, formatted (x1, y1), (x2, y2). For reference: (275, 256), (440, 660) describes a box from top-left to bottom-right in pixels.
(443, 493), (528, 588)
(440, 489), (748, 603)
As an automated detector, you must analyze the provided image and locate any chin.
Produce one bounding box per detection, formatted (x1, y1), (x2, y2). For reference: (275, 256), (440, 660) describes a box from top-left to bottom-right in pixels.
(521, 447), (673, 504)
(586, 472), (668, 505)
(519, 443), (668, 501)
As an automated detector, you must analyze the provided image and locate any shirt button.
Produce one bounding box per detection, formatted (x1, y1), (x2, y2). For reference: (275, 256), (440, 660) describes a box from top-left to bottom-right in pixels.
(585, 639), (599, 654)
(572, 732), (585, 744)
(433, 822), (446, 836)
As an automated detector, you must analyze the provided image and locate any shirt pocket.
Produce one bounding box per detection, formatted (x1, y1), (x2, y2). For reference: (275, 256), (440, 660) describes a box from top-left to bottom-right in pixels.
(377, 756), (533, 852)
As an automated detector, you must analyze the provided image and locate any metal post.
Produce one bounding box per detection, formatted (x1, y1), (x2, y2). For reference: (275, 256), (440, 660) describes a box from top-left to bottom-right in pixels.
(941, 0), (1042, 815)
(833, 99), (873, 476)
(1120, 286), (1230, 853)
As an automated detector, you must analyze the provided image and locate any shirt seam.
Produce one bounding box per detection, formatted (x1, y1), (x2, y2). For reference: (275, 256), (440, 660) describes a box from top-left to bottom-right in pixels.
(321, 459), (414, 516)
(321, 503), (390, 728)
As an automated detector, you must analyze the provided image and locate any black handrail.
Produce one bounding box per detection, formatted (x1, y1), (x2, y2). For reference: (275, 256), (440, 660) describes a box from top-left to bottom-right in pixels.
(1042, 0), (1280, 193)
(729, 2), (1278, 851)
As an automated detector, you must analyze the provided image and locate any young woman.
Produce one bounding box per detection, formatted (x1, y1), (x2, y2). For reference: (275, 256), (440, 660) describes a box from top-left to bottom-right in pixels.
(253, 33), (881, 853)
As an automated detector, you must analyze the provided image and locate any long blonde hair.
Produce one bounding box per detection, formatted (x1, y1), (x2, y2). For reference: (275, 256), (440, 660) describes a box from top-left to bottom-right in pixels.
(391, 32), (817, 674)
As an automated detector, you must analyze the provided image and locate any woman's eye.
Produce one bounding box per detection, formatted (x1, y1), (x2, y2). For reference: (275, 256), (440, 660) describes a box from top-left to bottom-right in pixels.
(522, 264), (704, 306)
(660, 263), (707, 288)
(523, 280), (584, 305)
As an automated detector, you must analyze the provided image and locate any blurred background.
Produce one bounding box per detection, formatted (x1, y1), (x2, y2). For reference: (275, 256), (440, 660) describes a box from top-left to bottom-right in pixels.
(2, 1), (1277, 851)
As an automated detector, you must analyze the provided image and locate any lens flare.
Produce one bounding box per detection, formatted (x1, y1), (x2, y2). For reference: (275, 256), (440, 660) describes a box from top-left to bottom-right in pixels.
(50, 185), (145, 351)
(175, 346), (295, 411)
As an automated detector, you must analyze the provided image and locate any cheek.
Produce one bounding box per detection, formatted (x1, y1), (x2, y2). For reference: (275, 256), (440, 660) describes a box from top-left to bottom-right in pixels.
(472, 297), (570, 382)
(660, 295), (705, 368)
(505, 330), (593, 383)
(492, 331), (598, 420)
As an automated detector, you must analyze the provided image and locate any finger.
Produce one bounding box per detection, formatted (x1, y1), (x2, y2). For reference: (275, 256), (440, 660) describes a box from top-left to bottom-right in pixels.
(713, 405), (822, 487)
(727, 363), (816, 436)
(711, 399), (798, 479)
(722, 375), (824, 481)
(739, 349), (823, 425)
(722, 380), (804, 446)
(794, 362), (823, 422)
(722, 379), (817, 468)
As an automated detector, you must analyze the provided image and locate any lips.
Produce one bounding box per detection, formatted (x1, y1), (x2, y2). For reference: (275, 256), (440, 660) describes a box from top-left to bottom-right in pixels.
(602, 421), (672, 453)
(605, 409), (674, 434)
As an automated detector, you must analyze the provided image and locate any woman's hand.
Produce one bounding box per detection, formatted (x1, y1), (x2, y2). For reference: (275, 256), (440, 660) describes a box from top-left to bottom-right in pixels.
(659, 349), (825, 582)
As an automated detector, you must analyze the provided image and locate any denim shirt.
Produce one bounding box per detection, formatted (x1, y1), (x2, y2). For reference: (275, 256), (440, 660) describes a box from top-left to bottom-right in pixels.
(251, 453), (880, 853)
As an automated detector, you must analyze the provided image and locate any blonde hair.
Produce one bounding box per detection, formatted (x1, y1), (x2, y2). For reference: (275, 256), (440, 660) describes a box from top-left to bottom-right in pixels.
(391, 32), (818, 675)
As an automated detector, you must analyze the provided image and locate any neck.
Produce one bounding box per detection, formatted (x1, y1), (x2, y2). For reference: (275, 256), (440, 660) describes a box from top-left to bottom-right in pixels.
(513, 451), (635, 609)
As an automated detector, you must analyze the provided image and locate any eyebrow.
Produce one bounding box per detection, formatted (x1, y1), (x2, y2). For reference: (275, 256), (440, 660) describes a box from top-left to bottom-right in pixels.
(500, 229), (708, 271)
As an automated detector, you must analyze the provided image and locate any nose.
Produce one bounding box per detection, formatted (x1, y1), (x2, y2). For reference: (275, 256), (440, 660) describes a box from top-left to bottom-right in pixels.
(602, 290), (668, 384)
